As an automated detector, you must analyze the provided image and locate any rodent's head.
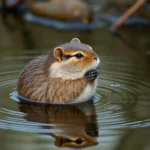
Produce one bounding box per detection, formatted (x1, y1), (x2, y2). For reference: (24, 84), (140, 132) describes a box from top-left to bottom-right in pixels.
(50, 38), (100, 80)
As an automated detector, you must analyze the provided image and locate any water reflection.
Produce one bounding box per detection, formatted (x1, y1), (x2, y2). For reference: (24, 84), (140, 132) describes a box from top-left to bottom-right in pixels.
(19, 100), (98, 149)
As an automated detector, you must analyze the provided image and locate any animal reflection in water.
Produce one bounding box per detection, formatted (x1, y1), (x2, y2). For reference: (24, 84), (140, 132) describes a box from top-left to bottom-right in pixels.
(19, 100), (99, 148)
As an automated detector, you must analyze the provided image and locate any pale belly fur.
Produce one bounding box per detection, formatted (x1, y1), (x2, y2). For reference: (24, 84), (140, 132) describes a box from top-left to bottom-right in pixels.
(73, 80), (97, 103)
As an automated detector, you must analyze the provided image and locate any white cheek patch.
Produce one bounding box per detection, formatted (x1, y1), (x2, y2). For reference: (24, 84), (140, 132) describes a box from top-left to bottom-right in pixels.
(50, 57), (100, 80)
(50, 63), (84, 79)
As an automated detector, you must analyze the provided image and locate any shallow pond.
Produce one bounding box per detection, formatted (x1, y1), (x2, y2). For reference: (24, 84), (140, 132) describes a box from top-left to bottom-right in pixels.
(0, 14), (150, 150)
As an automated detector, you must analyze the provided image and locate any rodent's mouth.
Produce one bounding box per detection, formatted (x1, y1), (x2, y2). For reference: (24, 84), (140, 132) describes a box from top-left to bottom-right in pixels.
(84, 58), (100, 74)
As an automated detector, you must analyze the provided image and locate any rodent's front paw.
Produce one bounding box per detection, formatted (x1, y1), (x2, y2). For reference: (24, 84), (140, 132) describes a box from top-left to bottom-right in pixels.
(85, 70), (99, 81)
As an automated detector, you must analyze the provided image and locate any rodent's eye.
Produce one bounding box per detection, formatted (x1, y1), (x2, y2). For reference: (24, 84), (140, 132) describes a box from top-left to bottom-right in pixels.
(75, 53), (84, 59)
(75, 138), (84, 144)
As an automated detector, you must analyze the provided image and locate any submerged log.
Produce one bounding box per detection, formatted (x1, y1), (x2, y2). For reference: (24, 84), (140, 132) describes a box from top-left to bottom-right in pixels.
(26, 0), (93, 24)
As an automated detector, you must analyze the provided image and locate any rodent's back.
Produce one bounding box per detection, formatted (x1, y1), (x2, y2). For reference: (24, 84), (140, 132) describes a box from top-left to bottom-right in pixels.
(18, 55), (50, 101)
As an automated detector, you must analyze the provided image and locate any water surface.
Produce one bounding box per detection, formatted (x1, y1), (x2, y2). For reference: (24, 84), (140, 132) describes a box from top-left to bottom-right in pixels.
(0, 14), (150, 150)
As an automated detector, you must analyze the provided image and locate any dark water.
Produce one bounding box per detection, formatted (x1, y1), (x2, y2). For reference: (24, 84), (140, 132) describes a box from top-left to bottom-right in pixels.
(0, 14), (150, 150)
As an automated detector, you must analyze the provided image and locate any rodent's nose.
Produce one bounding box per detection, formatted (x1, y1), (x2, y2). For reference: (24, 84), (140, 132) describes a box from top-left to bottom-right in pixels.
(94, 57), (97, 60)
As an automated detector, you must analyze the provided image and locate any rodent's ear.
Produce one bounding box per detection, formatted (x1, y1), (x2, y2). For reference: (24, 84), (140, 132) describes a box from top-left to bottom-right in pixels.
(54, 47), (64, 62)
(71, 38), (81, 43)
(88, 45), (93, 50)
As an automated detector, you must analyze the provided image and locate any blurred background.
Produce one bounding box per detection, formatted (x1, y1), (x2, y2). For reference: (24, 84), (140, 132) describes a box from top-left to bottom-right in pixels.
(0, 0), (150, 150)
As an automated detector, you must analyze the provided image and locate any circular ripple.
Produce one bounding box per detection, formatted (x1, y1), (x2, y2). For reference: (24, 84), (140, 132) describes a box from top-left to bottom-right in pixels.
(0, 54), (150, 149)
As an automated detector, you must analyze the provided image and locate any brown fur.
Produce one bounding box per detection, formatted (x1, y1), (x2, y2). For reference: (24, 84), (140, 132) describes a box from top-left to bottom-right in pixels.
(18, 55), (49, 102)
(18, 38), (99, 104)
(18, 55), (89, 103)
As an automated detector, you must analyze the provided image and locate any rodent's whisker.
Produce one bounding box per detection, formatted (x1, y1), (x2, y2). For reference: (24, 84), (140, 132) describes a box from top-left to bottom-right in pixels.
(99, 56), (113, 58)
(99, 64), (107, 71)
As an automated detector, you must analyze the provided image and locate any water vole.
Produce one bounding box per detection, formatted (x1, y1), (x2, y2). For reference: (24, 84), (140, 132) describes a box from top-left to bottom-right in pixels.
(18, 38), (100, 104)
